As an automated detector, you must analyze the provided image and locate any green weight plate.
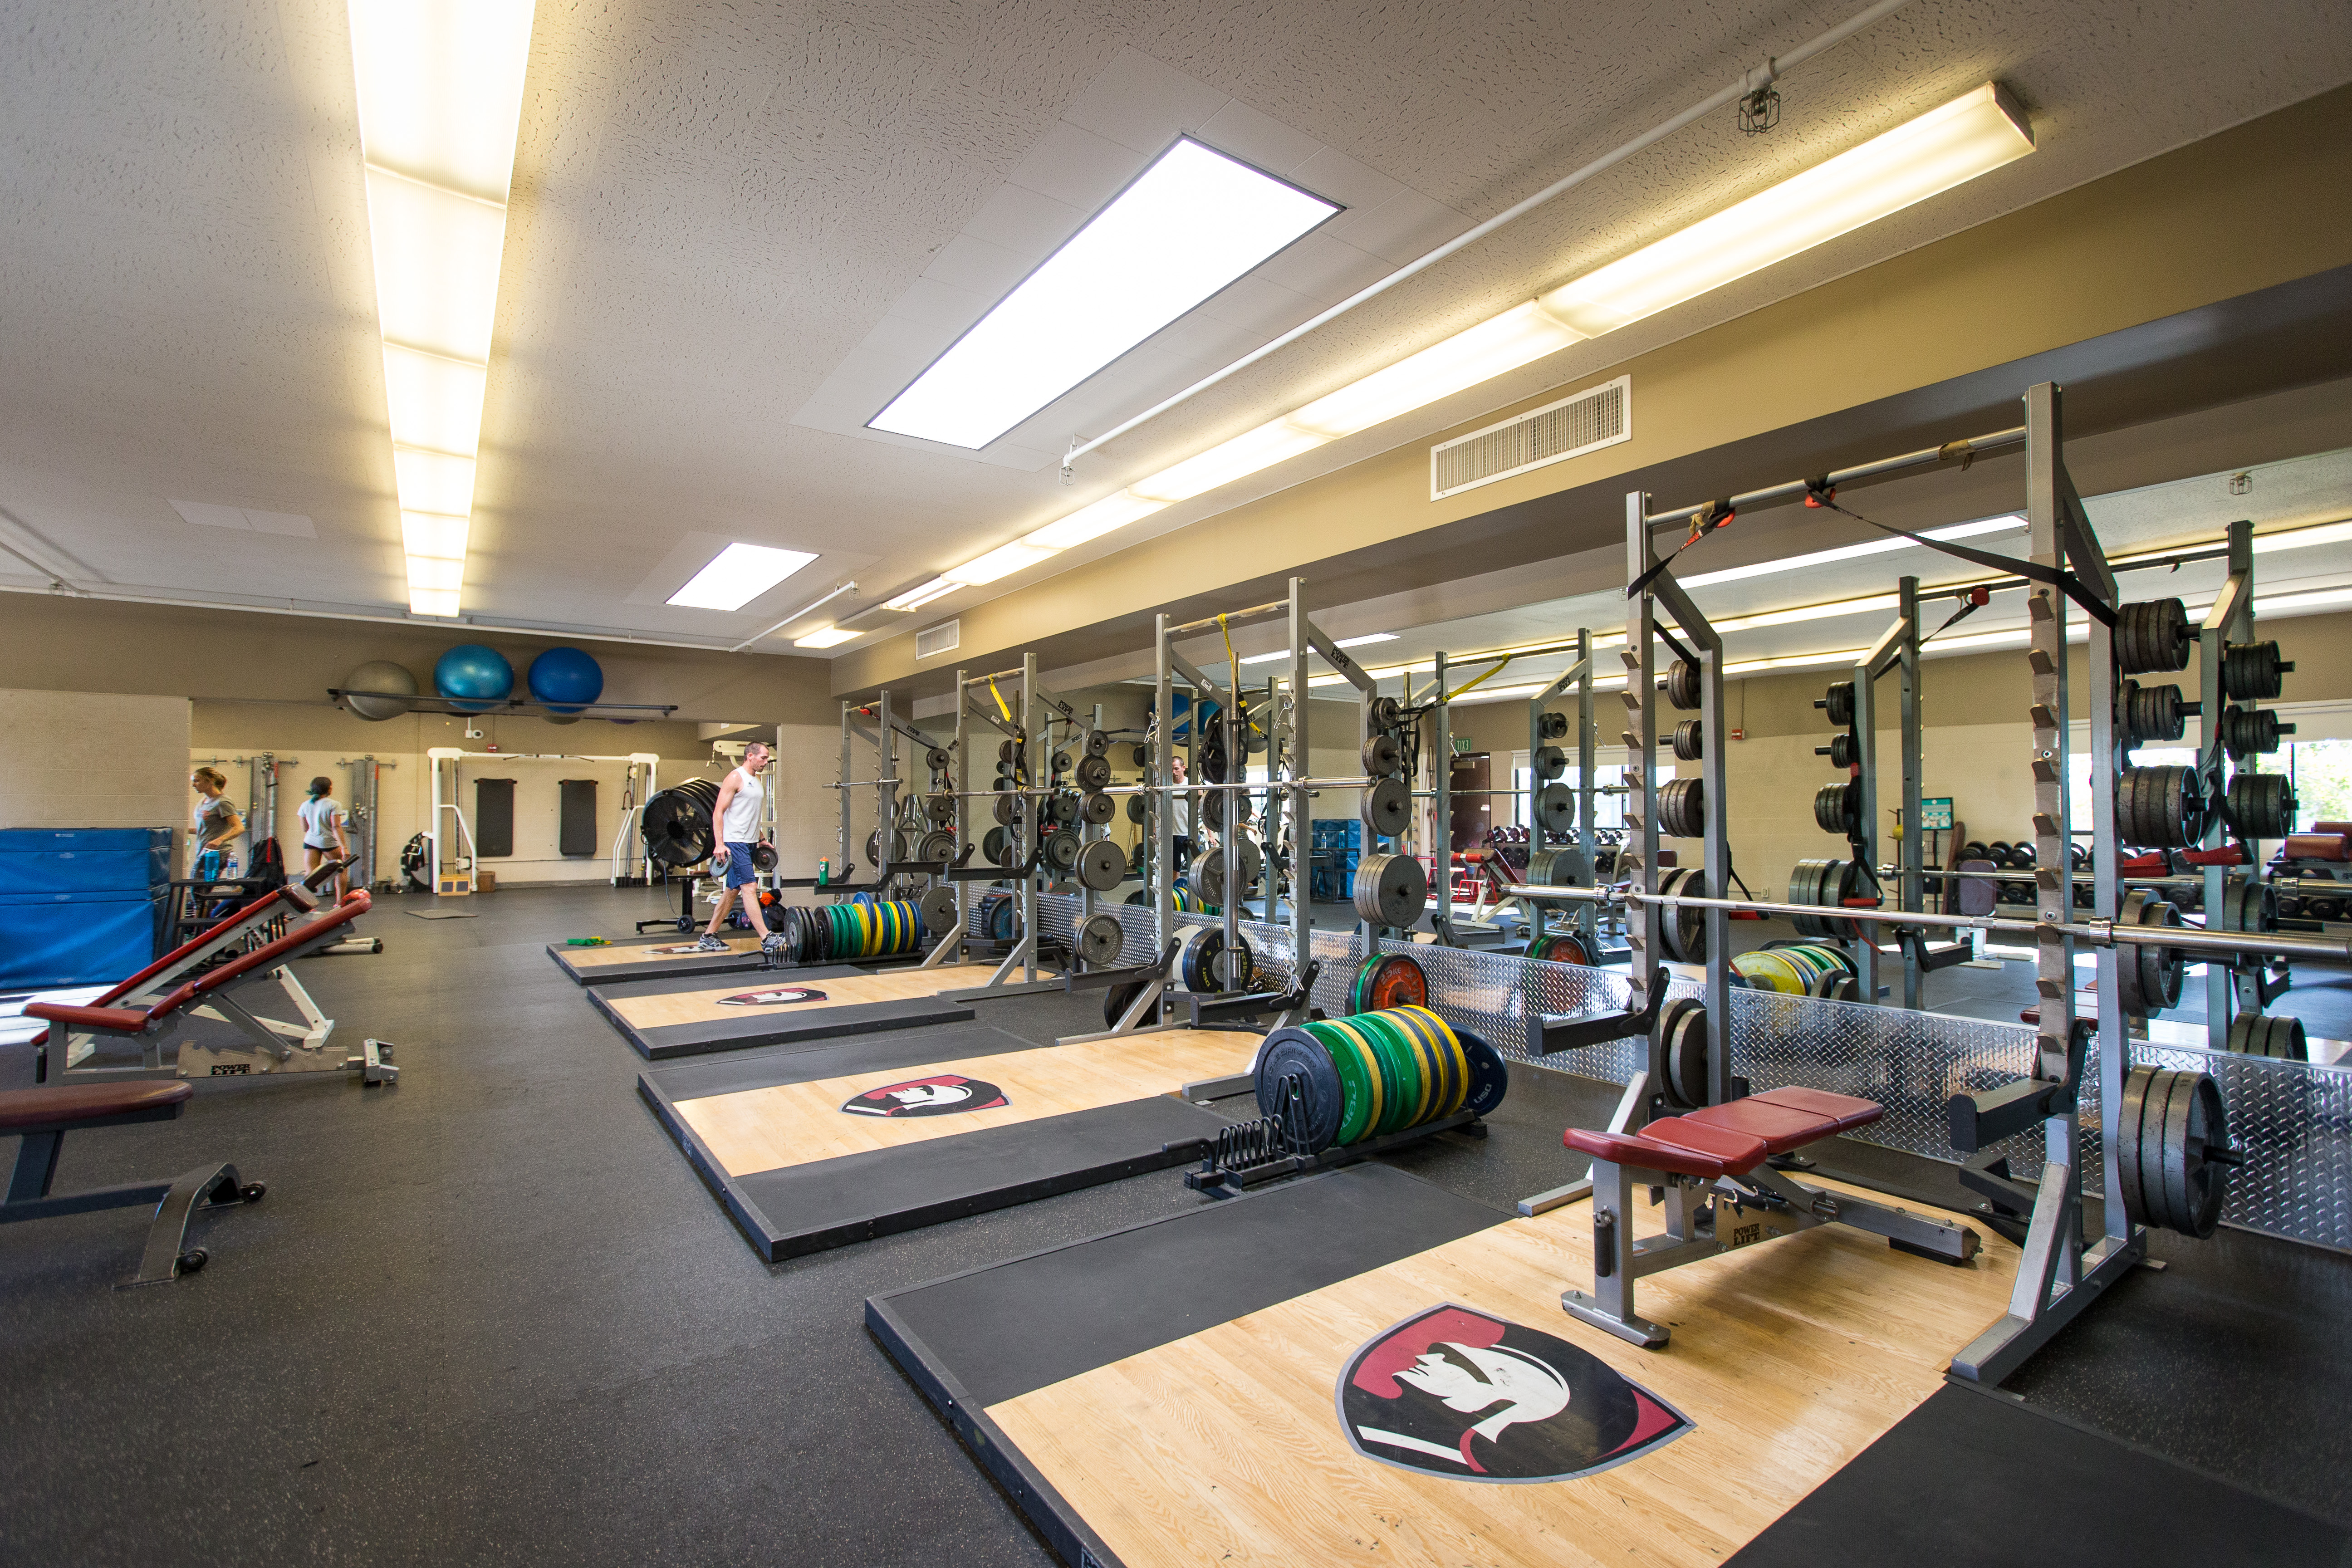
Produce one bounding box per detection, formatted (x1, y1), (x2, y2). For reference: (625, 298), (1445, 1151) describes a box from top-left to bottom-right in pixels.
(1355, 1010), (1428, 1133)
(1350, 955), (1382, 1017)
(1388, 1004), (1463, 1120)
(1311, 1019), (1381, 1146)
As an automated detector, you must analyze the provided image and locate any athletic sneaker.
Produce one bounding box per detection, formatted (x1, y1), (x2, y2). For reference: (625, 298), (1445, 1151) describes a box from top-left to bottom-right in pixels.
(694, 933), (727, 952)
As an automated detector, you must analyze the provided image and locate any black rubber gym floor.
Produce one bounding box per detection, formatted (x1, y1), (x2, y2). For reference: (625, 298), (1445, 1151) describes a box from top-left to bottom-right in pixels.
(0, 883), (2346, 1565)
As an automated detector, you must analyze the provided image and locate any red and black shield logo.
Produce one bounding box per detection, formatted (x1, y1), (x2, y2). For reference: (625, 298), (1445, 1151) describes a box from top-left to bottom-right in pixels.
(716, 987), (827, 1008)
(1338, 1303), (1689, 1482)
(841, 1074), (1008, 1118)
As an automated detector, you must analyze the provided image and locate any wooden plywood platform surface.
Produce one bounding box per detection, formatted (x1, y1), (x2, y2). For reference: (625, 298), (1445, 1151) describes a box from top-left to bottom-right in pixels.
(676, 1030), (1260, 1178)
(987, 1179), (2020, 1568)
(601, 964), (1009, 1031)
(559, 933), (765, 971)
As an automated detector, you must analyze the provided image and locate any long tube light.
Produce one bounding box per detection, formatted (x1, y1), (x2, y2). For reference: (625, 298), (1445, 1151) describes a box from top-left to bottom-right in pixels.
(348, 0), (536, 619)
(892, 83), (2033, 627)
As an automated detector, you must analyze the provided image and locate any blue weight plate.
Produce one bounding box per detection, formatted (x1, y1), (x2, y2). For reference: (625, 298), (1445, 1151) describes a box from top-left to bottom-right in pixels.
(1456, 1027), (1510, 1118)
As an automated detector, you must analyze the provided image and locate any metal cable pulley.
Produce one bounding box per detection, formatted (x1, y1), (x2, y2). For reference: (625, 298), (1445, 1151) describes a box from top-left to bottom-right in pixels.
(2221, 641), (2292, 701)
(1657, 777), (1704, 840)
(2116, 765), (2205, 848)
(2116, 598), (2191, 676)
(2114, 888), (2185, 1017)
(1353, 852), (1426, 926)
(2116, 1066), (2235, 1238)
(1663, 660), (1703, 712)
(2222, 774), (2296, 839)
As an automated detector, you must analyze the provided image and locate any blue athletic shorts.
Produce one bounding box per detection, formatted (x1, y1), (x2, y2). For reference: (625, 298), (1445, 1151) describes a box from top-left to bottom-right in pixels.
(724, 842), (758, 888)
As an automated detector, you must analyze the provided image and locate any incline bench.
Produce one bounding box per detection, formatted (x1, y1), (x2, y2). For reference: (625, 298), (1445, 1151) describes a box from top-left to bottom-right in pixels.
(27, 893), (396, 1084)
(1561, 1086), (1979, 1348)
(0, 1080), (262, 1286)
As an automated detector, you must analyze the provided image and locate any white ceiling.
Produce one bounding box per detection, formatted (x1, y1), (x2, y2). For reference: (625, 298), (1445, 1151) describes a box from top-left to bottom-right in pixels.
(2, 0), (2349, 653)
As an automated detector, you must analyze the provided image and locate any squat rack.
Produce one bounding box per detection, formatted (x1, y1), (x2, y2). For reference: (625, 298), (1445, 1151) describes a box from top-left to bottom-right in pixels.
(424, 747), (660, 892)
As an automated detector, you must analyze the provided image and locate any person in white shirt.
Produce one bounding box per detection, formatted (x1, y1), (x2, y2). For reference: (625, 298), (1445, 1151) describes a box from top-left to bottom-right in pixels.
(698, 743), (779, 952)
(189, 767), (245, 882)
(297, 776), (351, 899)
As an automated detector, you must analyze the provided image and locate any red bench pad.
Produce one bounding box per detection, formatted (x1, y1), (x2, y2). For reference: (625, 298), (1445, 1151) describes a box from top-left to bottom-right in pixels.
(0, 1081), (192, 1133)
(1565, 1120), (1768, 1179)
(21, 1003), (152, 1034)
(1740, 1086), (1882, 1138)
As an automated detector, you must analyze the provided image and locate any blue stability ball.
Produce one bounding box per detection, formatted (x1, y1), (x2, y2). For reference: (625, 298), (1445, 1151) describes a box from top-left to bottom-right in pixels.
(434, 644), (515, 712)
(527, 646), (604, 714)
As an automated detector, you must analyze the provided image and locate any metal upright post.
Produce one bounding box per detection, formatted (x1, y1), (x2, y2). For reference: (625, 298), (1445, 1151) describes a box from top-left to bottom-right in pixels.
(1433, 650), (1453, 944)
(1155, 614), (1175, 1012)
(1622, 494), (1662, 1020)
(1899, 577), (1924, 1009)
(1220, 652), (1240, 971)
(2030, 382), (2083, 1289)
(1289, 578), (1311, 975)
(955, 670), (970, 948)
(2201, 521), (2255, 1047)
(878, 689), (898, 893)
(1578, 627), (1597, 943)
(1851, 653), (1882, 1004)
(837, 703), (852, 882)
(1022, 652), (1039, 983)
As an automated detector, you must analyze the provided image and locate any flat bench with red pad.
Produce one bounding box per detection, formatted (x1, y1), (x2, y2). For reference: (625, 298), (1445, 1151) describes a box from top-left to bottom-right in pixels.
(1566, 1087), (1883, 1179)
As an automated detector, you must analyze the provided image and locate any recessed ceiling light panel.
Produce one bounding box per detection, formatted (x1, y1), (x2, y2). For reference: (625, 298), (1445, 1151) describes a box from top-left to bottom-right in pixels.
(666, 543), (819, 611)
(868, 137), (1339, 451)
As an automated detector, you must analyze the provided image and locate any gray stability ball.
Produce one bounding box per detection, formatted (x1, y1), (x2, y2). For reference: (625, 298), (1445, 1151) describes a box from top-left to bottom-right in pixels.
(344, 660), (419, 721)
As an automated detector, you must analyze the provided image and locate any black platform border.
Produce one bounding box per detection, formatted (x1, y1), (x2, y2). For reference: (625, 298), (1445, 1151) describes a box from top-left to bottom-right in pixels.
(546, 936), (927, 987)
(588, 979), (974, 1060)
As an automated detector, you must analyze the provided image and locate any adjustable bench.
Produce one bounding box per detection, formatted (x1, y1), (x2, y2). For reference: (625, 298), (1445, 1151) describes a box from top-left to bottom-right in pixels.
(1561, 1086), (1979, 1348)
(27, 893), (396, 1084)
(0, 1080), (262, 1286)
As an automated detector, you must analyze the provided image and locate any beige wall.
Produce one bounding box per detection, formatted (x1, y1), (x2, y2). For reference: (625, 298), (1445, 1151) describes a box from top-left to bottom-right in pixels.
(1, 690), (190, 840)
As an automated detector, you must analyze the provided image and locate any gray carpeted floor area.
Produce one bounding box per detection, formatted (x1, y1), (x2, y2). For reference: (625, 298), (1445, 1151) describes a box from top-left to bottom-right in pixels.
(2, 882), (2345, 1564)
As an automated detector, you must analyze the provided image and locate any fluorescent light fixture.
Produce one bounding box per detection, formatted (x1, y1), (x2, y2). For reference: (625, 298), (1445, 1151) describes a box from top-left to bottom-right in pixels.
(2253, 586), (2352, 615)
(2252, 519), (2352, 555)
(1679, 515), (2025, 588)
(793, 626), (861, 648)
(943, 540), (1057, 587)
(869, 138), (1338, 451)
(1129, 419), (1330, 504)
(1289, 303), (1586, 437)
(1023, 491), (1167, 550)
(392, 448), (477, 517)
(381, 347), (488, 456)
(1239, 633), (1398, 665)
(1541, 84), (2034, 337)
(983, 87), (2036, 583)
(1447, 682), (1552, 705)
(666, 543), (819, 611)
(885, 577), (959, 612)
(349, 0), (536, 622)
(401, 512), (469, 559)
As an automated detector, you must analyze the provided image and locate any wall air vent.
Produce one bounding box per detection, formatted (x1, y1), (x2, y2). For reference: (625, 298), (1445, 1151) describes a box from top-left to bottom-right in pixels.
(915, 619), (961, 660)
(1430, 376), (1630, 501)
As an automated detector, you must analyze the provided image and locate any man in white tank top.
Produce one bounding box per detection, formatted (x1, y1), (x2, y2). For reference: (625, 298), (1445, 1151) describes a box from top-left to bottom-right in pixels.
(698, 742), (778, 952)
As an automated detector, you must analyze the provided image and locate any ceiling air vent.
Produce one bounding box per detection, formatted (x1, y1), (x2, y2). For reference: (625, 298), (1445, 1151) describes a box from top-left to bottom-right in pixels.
(1430, 375), (1630, 501)
(916, 619), (960, 660)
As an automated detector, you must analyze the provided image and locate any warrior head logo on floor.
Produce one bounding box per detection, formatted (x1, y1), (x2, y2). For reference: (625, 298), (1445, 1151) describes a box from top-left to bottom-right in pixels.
(1338, 1304), (1689, 1482)
(840, 1075), (1008, 1117)
(716, 988), (826, 1007)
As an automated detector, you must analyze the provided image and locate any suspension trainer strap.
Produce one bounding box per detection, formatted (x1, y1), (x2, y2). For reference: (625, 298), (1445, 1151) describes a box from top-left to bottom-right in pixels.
(1627, 499), (1734, 600)
(1804, 481), (2116, 628)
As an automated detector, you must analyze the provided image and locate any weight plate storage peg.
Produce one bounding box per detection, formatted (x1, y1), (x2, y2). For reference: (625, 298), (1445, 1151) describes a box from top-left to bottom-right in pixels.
(1671, 720), (1702, 762)
(2117, 1066), (2233, 1238)
(2122, 681), (2190, 746)
(991, 792), (1025, 827)
(1537, 711), (1570, 742)
(1081, 791), (1117, 826)
(1362, 776), (1411, 838)
(2117, 765), (2205, 848)
(1084, 727), (1110, 758)
(1077, 838), (1127, 893)
(1074, 753), (1112, 792)
(1077, 911), (1125, 968)
(918, 885), (960, 936)
(1368, 695), (1403, 732)
(1822, 680), (1855, 728)
(1044, 828), (1082, 874)
(1361, 733), (1402, 776)
(1354, 852), (1427, 926)
(1534, 745), (1568, 780)
(917, 830), (956, 864)
(2222, 641), (2291, 702)
(1125, 794), (1147, 824)
(1653, 997), (1709, 1109)
(1819, 733), (1856, 769)
(1536, 782), (1577, 835)
(2223, 774), (2296, 839)
(1664, 659), (1703, 712)
(1657, 777), (1704, 840)
(2220, 707), (2289, 759)
(926, 747), (952, 772)
(1814, 781), (1860, 837)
